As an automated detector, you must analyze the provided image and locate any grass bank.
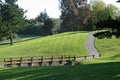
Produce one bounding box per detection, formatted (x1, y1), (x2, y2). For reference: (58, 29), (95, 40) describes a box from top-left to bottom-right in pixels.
(0, 32), (120, 80)
(82, 36), (120, 64)
(0, 32), (88, 58)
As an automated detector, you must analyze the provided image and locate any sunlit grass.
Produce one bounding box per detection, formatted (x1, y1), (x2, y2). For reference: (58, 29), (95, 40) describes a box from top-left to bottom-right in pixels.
(0, 32), (88, 58)
(82, 36), (120, 64)
(0, 32), (120, 80)
(95, 36), (120, 60)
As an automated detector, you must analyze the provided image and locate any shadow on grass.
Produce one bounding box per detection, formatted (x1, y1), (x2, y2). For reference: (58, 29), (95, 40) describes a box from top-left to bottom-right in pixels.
(0, 62), (120, 80)
(60, 31), (89, 36)
(111, 54), (120, 60)
(0, 31), (88, 46)
(0, 43), (9, 45)
(0, 36), (42, 46)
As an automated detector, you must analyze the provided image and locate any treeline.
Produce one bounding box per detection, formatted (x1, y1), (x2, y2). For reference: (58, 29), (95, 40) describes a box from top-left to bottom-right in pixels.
(94, 16), (120, 38)
(1, 0), (120, 45)
(0, 0), (60, 45)
(18, 11), (59, 36)
(18, 10), (61, 36)
(59, 0), (120, 33)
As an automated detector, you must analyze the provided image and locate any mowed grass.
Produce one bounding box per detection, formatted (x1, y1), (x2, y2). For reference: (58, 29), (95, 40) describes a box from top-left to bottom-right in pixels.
(82, 36), (120, 64)
(0, 32), (120, 80)
(95, 37), (120, 60)
(0, 62), (120, 80)
(0, 32), (88, 58)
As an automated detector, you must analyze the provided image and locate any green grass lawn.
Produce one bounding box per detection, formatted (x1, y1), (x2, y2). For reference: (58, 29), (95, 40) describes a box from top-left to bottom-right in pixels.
(97, 37), (120, 61)
(0, 32), (88, 58)
(0, 62), (120, 80)
(95, 36), (120, 60)
(82, 36), (120, 64)
(0, 32), (120, 80)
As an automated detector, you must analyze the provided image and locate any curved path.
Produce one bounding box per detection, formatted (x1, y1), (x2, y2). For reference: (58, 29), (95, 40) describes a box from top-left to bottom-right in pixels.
(85, 32), (100, 58)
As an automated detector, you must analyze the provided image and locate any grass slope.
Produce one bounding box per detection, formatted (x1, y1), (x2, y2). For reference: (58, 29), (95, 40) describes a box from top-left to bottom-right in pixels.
(96, 37), (120, 60)
(0, 62), (120, 80)
(82, 36), (120, 64)
(0, 32), (88, 58)
(0, 32), (120, 80)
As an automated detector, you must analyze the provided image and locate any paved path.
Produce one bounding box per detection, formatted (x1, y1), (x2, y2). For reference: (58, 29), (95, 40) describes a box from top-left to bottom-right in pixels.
(85, 32), (100, 58)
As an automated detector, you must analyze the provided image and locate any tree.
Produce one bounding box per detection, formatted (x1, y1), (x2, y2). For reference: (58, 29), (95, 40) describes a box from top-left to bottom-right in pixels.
(0, 0), (26, 45)
(59, 0), (91, 32)
(90, 0), (106, 23)
(36, 10), (49, 23)
(18, 19), (44, 35)
(92, 0), (120, 39)
(94, 16), (120, 38)
(89, 0), (120, 31)
(35, 10), (55, 35)
(42, 18), (55, 35)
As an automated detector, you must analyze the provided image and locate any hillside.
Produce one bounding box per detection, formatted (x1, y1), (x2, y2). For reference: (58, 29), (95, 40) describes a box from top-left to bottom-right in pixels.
(0, 32), (88, 58)
(0, 32), (120, 80)
(82, 36), (120, 64)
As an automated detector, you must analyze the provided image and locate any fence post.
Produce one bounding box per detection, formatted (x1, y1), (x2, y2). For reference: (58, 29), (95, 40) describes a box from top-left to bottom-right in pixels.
(20, 57), (23, 67)
(85, 56), (87, 60)
(10, 58), (12, 67)
(51, 56), (53, 64)
(69, 55), (71, 61)
(31, 57), (33, 66)
(41, 56), (43, 66)
(49, 56), (53, 65)
(4, 59), (6, 66)
(74, 55), (76, 61)
(61, 55), (63, 64)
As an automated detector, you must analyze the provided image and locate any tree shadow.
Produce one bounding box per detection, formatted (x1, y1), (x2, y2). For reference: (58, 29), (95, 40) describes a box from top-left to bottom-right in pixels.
(0, 36), (42, 46)
(59, 31), (89, 37)
(0, 43), (10, 45)
(111, 54), (120, 60)
(0, 62), (120, 80)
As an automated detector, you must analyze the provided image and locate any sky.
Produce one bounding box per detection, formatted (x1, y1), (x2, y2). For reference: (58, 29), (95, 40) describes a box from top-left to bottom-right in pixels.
(17, 0), (120, 19)
(17, 0), (61, 19)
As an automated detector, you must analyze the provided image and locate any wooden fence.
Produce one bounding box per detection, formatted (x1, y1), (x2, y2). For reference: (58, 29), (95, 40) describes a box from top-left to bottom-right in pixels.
(0, 54), (101, 67)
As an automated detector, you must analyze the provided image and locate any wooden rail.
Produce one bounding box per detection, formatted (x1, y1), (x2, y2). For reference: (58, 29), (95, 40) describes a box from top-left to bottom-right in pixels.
(0, 54), (101, 67)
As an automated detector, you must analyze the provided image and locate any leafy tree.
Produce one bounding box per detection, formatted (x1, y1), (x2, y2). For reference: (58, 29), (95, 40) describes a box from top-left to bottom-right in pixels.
(59, 0), (91, 32)
(36, 10), (49, 23)
(18, 19), (44, 35)
(92, 0), (120, 39)
(19, 10), (55, 36)
(42, 18), (55, 35)
(94, 16), (120, 38)
(0, 0), (26, 45)
(36, 10), (55, 35)
(89, 0), (120, 30)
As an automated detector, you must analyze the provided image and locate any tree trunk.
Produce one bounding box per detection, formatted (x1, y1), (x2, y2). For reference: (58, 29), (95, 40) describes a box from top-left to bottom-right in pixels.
(10, 34), (13, 45)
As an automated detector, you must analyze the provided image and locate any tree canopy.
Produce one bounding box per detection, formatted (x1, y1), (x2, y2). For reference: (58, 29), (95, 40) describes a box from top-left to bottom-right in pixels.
(59, 0), (91, 32)
(92, 0), (120, 39)
(36, 10), (49, 23)
(0, 0), (26, 45)
(94, 16), (120, 38)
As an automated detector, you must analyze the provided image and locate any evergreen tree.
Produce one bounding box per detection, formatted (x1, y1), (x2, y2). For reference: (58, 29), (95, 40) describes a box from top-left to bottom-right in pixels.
(42, 18), (55, 35)
(0, 0), (26, 45)
(36, 10), (49, 23)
